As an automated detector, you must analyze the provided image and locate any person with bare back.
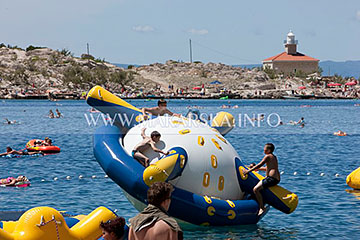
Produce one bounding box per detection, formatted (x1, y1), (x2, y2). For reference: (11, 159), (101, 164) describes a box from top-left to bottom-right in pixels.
(132, 128), (169, 167)
(243, 143), (280, 216)
(142, 99), (181, 119)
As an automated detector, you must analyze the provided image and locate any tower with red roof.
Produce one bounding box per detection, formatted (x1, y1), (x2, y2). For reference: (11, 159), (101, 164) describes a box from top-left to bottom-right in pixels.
(262, 31), (319, 76)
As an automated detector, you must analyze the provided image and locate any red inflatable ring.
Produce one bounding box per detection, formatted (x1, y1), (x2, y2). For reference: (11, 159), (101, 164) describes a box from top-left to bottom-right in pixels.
(26, 139), (61, 153)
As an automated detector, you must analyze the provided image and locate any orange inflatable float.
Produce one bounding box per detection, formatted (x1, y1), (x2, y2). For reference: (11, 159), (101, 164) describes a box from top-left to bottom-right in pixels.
(26, 139), (61, 153)
(333, 131), (347, 136)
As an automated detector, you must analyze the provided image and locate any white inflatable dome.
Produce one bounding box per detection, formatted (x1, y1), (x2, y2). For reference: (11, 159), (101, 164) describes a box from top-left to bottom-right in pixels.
(123, 116), (244, 200)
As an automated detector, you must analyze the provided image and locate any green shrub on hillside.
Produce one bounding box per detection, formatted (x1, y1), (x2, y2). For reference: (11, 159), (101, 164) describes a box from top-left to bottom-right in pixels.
(95, 58), (106, 63)
(60, 48), (73, 57)
(26, 45), (45, 51)
(263, 66), (276, 79)
(109, 71), (134, 89)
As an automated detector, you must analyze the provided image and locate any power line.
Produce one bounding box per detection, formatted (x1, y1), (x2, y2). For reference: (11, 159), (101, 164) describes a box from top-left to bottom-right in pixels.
(191, 40), (259, 63)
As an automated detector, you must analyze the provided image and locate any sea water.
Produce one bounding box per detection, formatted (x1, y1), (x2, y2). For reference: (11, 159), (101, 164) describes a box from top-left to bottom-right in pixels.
(0, 99), (359, 239)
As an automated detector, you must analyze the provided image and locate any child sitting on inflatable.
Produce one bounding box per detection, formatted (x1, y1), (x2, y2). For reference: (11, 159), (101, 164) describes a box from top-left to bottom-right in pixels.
(243, 143), (280, 216)
(132, 128), (169, 167)
(0, 175), (29, 186)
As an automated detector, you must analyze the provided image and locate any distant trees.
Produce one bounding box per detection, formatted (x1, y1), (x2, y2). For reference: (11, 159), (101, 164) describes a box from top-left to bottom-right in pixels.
(109, 71), (134, 89)
(263, 66), (276, 79)
(26, 45), (45, 51)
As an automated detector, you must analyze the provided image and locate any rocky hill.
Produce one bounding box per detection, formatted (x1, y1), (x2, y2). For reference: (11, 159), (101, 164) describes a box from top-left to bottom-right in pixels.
(1, 45), (341, 99)
(0, 46), (143, 98)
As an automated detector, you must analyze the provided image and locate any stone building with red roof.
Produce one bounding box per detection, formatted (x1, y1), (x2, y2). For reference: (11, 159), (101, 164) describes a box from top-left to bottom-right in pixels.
(262, 31), (319, 76)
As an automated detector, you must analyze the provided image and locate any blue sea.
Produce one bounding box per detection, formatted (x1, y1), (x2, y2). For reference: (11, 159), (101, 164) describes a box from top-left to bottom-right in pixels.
(1, 99), (360, 239)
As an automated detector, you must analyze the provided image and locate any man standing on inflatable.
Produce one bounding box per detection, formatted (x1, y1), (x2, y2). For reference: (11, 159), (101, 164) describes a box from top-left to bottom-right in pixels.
(243, 143), (280, 216)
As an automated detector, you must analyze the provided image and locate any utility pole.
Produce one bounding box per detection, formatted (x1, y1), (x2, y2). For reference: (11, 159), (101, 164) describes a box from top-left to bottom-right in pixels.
(189, 39), (192, 63)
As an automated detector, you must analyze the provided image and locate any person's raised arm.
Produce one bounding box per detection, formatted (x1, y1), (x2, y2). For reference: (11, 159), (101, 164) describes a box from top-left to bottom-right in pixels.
(243, 156), (269, 175)
(165, 109), (181, 117)
(141, 128), (147, 139)
(249, 163), (267, 172)
(150, 142), (168, 155)
(0, 152), (7, 157)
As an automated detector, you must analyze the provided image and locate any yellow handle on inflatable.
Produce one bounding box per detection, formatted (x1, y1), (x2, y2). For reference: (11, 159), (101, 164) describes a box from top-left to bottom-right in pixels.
(143, 154), (179, 186)
(71, 206), (117, 240)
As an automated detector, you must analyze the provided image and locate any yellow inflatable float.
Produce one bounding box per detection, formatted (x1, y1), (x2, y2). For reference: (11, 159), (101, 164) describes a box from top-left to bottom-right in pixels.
(347, 167), (360, 190)
(0, 206), (117, 240)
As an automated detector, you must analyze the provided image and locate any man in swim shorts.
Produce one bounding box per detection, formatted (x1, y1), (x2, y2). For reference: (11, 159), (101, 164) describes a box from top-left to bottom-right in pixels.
(243, 143), (280, 216)
(141, 99), (181, 119)
(132, 128), (169, 167)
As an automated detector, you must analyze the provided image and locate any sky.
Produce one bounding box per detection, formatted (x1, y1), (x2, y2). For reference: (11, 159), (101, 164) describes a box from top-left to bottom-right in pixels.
(1, 0), (360, 65)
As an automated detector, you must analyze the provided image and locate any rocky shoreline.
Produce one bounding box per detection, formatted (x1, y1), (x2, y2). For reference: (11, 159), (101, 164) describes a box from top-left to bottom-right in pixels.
(1, 46), (359, 100)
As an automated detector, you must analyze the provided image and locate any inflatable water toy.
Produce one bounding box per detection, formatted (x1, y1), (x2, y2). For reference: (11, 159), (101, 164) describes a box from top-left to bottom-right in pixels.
(333, 131), (347, 136)
(0, 206), (117, 240)
(346, 167), (360, 189)
(26, 139), (61, 153)
(86, 86), (298, 226)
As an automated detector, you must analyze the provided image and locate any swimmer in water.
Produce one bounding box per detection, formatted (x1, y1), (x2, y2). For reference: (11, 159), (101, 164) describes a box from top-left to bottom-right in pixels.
(251, 114), (265, 121)
(49, 110), (55, 118)
(4, 118), (17, 124)
(296, 117), (305, 125)
(55, 109), (63, 118)
(0, 147), (43, 157)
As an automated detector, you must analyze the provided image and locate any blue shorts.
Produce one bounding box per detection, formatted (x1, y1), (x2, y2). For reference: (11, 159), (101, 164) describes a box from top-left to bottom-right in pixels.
(262, 176), (280, 189)
(131, 150), (137, 157)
